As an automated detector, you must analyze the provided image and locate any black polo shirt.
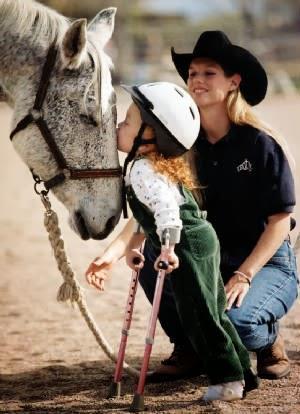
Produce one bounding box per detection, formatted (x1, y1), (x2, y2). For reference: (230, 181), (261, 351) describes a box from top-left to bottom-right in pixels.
(195, 124), (295, 259)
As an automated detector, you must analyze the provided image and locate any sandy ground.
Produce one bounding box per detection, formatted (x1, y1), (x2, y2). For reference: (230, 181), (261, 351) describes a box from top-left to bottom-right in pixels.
(1, 91), (300, 414)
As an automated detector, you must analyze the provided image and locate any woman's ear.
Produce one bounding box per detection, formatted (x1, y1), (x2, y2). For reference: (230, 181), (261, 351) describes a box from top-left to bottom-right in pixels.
(230, 74), (242, 91)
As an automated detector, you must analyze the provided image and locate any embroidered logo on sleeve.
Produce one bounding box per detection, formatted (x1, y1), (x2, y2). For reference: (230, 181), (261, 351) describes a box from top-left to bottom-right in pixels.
(237, 159), (253, 172)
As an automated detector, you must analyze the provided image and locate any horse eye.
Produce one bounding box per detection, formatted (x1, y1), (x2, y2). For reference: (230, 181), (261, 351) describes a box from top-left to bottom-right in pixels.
(80, 114), (98, 127)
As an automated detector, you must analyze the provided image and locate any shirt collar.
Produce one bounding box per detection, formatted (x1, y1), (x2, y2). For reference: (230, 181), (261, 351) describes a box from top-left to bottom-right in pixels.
(197, 123), (240, 149)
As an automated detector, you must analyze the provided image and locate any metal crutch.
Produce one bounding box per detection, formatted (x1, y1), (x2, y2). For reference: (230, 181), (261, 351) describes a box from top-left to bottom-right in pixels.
(130, 229), (170, 413)
(108, 244), (144, 398)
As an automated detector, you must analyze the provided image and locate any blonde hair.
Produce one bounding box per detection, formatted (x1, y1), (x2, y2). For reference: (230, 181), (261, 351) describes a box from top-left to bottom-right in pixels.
(141, 124), (203, 206)
(227, 89), (295, 170)
(146, 152), (197, 191)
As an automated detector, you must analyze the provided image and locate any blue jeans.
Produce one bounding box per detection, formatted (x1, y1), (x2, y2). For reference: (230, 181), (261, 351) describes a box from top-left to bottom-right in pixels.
(139, 240), (298, 352)
(226, 240), (298, 351)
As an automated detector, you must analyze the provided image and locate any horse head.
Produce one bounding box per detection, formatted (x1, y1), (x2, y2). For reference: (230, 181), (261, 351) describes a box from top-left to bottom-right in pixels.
(0, 0), (122, 240)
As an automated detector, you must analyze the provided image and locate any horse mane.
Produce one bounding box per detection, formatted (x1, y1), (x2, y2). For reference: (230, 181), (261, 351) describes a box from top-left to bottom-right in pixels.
(0, 0), (69, 44)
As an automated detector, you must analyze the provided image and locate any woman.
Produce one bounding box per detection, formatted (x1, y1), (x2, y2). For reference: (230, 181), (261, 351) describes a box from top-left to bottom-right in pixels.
(86, 30), (298, 383)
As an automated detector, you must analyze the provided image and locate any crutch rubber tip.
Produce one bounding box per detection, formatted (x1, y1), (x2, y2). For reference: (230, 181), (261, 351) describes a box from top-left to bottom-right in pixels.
(130, 393), (145, 412)
(107, 381), (121, 398)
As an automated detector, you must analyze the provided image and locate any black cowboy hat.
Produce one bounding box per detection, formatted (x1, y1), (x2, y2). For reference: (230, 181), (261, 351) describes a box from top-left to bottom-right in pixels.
(171, 30), (268, 106)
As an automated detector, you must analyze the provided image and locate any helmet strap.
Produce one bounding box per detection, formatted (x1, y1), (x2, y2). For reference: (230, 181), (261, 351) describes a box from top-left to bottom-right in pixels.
(122, 122), (156, 218)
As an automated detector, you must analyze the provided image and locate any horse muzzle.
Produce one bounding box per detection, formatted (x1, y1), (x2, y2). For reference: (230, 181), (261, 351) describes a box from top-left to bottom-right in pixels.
(73, 210), (120, 240)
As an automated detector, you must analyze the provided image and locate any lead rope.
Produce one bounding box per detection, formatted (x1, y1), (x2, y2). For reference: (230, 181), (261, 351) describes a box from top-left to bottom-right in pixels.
(40, 192), (139, 378)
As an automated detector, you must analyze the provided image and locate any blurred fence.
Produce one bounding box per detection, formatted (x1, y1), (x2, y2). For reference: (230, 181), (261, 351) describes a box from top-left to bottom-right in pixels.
(39, 0), (300, 92)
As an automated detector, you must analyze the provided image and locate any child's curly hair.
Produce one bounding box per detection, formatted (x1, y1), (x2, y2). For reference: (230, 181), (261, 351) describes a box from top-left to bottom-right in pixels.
(146, 151), (197, 190)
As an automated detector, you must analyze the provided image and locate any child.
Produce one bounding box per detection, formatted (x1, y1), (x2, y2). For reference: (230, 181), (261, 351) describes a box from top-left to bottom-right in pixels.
(88, 82), (255, 401)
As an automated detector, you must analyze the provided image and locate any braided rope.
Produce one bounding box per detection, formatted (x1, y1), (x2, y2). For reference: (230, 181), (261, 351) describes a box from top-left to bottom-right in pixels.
(41, 195), (139, 378)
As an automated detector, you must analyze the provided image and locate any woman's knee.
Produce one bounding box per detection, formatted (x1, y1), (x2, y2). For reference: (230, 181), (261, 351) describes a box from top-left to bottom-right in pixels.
(226, 307), (262, 350)
(227, 306), (255, 335)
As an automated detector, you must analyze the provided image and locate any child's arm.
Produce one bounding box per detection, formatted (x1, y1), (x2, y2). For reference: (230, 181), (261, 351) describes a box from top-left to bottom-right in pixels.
(125, 231), (146, 271)
(85, 217), (138, 291)
(130, 159), (182, 273)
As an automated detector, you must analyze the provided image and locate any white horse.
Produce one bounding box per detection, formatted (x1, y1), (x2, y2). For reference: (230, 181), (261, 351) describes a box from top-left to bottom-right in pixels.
(0, 0), (122, 240)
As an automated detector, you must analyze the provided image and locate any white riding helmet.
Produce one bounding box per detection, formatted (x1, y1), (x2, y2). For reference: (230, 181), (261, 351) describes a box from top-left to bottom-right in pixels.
(122, 82), (200, 157)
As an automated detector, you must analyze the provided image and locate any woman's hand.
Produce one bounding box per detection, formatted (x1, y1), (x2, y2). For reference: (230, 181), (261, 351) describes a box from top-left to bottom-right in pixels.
(225, 274), (250, 310)
(154, 249), (179, 274)
(126, 248), (145, 271)
(85, 252), (117, 292)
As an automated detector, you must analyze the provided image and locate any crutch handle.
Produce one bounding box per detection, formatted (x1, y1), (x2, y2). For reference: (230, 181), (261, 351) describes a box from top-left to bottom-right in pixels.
(132, 257), (142, 265)
(157, 260), (168, 270)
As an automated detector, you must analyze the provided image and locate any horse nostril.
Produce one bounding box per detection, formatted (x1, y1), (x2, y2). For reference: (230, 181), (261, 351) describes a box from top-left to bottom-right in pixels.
(93, 216), (117, 240)
(87, 215), (119, 240)
(105, 215), (116, 233)
(75, 211), (90, 240)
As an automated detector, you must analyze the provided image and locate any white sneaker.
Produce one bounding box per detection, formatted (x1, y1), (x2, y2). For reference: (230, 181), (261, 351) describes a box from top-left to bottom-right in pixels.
(202, 380), (244, 402)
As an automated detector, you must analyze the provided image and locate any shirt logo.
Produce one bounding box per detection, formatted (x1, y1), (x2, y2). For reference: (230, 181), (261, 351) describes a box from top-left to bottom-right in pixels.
(237, 158), (252, 172)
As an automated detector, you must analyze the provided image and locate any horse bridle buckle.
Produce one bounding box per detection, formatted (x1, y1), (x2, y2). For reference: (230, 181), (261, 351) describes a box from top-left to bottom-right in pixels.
(31, 108), (43, 121)
(62, 168), (71, 179)
(33, 175), (49, 195)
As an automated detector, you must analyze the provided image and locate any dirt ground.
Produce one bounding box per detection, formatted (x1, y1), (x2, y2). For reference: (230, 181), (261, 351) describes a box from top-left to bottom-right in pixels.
(1, 91), (300, 414)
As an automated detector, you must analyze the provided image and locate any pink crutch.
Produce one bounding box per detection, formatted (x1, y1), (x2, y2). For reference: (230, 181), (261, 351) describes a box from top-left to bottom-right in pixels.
(130, 229), (170, 412)
(108, 230), (171, 412)
(108, 248), (144, 398)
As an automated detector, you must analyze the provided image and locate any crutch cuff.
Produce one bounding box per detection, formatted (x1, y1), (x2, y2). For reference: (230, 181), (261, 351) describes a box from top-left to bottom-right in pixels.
(158, 227), (181, 244)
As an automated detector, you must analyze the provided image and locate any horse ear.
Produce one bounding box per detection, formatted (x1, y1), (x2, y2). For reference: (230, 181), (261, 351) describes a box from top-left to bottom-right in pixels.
(61, 19), (88, 69)
(88, 7), (116, 48)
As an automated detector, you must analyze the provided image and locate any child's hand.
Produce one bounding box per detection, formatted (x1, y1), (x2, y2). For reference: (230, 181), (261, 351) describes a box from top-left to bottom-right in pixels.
(126, 248), (145, 271)
(85, 254), (116, 291)
(154, 249), (179, 274)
